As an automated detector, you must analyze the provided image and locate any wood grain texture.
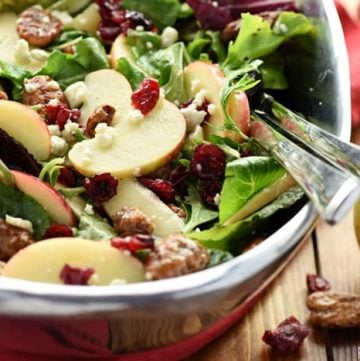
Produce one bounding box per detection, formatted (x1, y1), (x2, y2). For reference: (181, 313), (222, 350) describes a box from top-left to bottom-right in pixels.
(187, 237), (329, 361)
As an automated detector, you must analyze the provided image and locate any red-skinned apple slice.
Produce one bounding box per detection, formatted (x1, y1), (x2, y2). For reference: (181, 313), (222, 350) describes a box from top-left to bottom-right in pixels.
(1, 238), (145, 285)
(104, 179), (184, 237)
(0, 101), (51, 161)
(184, 61), (250, 142)
(12, 171), (76, 226)
(70, 72), (186, 178)
(79, 69), (133, 127)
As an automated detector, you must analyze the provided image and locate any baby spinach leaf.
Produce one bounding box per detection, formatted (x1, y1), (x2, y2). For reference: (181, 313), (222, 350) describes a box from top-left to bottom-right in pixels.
(0, 183), (51, 240)
(219, 156), (286, 224)
(122, 0), (181, 30)
(117, 57), (145, 90)
(188, 186), (304, 252)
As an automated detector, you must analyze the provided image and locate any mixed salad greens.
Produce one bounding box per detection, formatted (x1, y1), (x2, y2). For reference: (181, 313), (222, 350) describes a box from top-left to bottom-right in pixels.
(0, 0), (322, 286)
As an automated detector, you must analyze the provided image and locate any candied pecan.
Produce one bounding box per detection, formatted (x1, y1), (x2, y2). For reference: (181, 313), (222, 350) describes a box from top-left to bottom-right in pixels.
(145, 234), (209, 280)
(22, 75), (68, 112)
(0, 219), (33, 261)
(16, 6), (63, 47)
(168, 204), (186, 219)
(0, 91), (8, 101)
(85, 105), (116, 137)
(113, 207), (154, 237)
(307, 291), (360, 328)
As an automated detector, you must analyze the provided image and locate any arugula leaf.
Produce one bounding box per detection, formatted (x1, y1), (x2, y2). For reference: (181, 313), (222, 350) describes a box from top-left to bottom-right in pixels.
(40, 38), (109, 88)
(117, 57), (145, 90)
(77, 212), (116, 241)
(0, 61), (32, 100)
(121, 0), (181, 30)
(187, 186), (304, 252)
(0, 183), (51, 240)
(224, 12), (313, 70)
(220, 156), (286, 224)
(183, 186), (218, 233)
(206, 248), (233, 268)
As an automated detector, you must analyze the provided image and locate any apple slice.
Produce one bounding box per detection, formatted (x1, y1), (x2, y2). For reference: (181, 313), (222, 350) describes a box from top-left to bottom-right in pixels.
(70, 4), (101, 34)
(184, 61), (250, 142)
(78, 69), (133, 126)
(12, 171), (76, 226)
(104, 179), (184, 237)
(69, 73), (186, 177)
(0, 13), (18, 66)
(0, 101), (51, 161)
(1, 238), (145, 285)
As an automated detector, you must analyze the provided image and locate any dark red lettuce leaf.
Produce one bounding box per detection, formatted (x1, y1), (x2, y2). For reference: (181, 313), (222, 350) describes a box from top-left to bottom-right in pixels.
(186, 0), (298, 30)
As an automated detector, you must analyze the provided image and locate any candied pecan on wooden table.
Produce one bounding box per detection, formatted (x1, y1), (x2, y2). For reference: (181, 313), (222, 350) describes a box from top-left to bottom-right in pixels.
(85, 105), (116, 137)
(16, 6), (63, 47)
(0, 219), (33, 261)
(307, 291), (360, 328)
(113, 207), (154, 237)
(23, 75), (68, 109)
(145, 234), (209, 280)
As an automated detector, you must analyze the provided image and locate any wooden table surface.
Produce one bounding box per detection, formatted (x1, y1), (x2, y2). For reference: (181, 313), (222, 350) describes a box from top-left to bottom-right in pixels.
(187, 130), (360, 361)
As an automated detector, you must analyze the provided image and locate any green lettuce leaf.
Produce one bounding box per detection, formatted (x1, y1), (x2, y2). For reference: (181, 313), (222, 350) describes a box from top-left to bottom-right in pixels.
(40, 37), (109, 88)
(117, 57), (145, 90)
(121, 0), (181, 30)
(220, 156), (286, 224)
(188, 186), (304, 252)
(0, 183), (51, 240)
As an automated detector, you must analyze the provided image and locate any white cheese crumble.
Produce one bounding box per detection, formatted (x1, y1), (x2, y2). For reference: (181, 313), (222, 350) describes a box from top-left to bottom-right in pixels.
(207, 103), (216, 115)
(5, 215), (33, 234)
(181, 104), (207, 132)
(213, 193), (221, 206)
(94, 123), (116, 149)
(193, 89), (207, 107)
(161, 26), (179, 48)
(13, 39), (31, 64)
(51, 10), (73, 26)
(84, 204), (95, 215)
(128, 109), (145, 125)
(30, 49), (49, 62)
(48, 124), (61, 136)
(135, 25), (144, 32)
(146, 41), (153, 49)
(62, 121), (81, 143)
(88, 273), (100, 285)
(51, 135), (68, 156)
(64, 81), (88, 109)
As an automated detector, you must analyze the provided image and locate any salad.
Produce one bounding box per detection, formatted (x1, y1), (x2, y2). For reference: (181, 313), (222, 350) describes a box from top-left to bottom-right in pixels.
(0, 0), (319, 286)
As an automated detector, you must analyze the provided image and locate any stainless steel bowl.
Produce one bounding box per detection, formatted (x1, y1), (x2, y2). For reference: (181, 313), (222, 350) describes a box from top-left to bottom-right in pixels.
(0, 0), (351, 353)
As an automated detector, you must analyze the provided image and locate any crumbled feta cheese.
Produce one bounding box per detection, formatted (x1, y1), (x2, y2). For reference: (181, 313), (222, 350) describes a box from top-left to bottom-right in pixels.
(128, 109), (145, 125)
(48, 124), (61, 136)
(135, 25), (144, 32)
(84, 204), (95, 215)
(181, 103), (207, 132)
(88, 273), (100, 285)
(64, 81), (88, 109)
(193, 89), (207, 107)
(146, 41), (153, 49)
(30, 49), (49, 62)
(207, 103), (216, 115)
(51, 10), (73, 26)
(51, 135), (68, 156)
(48, 99), (60, 106)
(213, 193), (221, 206)
(161, 26), (179, 48)
(13, 39), (31, 64)
(94, 123), (116, 149)
(62, 121), (81, 143)
(5, 215), (33, 234)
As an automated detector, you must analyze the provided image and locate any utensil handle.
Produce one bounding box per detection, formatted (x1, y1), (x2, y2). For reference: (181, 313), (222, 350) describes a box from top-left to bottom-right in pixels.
(250, 119), (360, 224)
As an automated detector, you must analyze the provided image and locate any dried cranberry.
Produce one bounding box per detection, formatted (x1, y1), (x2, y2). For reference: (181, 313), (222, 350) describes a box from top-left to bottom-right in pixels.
(131, 78), (160, 115)
(98, 22), (122, 42)
(43, 224), (73, 239)
(139, 178), (175, 203)
(84, 173), (118, 203)
(262, 316), (310, 355)
(58, 167), (77, 187)
(125, 11), (155, 31)
(169, 165), (190, 196)
(306, 274), (331, 293)
(200, 179), (222, 210)
(60, 264), (94, 285)
(191, 144), (226, 180)
(111, 234), (155, 254)
(44, 104), (81, 130)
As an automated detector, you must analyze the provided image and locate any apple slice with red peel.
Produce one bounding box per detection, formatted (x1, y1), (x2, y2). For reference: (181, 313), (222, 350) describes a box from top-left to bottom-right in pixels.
(0, 100), (51, 161)
(184, 61), (250, 142)
(1, 238), (145, 285)
(79, 69), (133, 127)
(12, 171), (76, 227)
(104, 179), (184, 237)
(70, 72), (186, 178)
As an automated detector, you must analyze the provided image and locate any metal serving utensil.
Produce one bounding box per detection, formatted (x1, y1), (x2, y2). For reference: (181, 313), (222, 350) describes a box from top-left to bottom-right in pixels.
(251, 95), (360, 225)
